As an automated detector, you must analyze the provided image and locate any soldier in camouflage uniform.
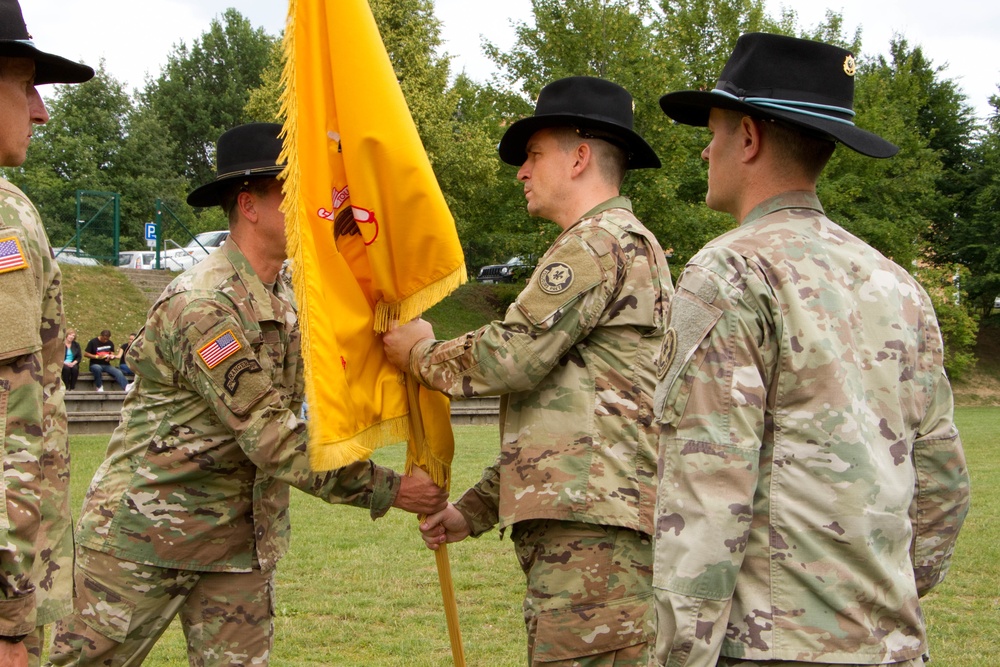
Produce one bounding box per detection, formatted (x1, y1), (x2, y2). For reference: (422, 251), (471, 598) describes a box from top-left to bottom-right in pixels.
(46, 123), (448, 667)
(651, 33), (971, 667)
(384, 77), (673, 665)
(0, 3), (94, 665)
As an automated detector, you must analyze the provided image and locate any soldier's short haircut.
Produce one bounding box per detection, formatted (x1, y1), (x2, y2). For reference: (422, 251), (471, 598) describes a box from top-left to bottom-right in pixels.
(220, 177), (279, 224)
(551, 127), (628, 188)
(720, 110), (835, 180)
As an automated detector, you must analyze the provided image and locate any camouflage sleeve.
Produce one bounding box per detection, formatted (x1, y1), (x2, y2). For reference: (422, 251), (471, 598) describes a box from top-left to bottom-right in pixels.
(408, 231), (613, 398)
(0, 192), (50, 634)
(453, 455), (502, 537)
(652, 258), (775, 667)
(908, 315), (971, 596)
(154, 297), (399, 518)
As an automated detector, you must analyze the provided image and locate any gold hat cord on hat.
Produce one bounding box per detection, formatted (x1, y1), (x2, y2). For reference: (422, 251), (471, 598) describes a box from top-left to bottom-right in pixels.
(712, 89), (857, 126)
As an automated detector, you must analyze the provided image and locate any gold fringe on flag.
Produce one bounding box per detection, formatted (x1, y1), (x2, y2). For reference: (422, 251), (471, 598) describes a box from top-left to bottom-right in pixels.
(277, 0), (466, 477)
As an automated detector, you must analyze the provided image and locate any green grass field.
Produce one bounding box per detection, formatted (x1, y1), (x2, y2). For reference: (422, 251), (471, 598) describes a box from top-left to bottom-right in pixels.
(61, 410), (995, 666)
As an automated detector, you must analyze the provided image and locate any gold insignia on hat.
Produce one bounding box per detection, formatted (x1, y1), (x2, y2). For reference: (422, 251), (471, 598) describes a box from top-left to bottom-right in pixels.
(656, 328), (676, 380)
(843, 55), (857, 76)
(538, 261), (574, 295)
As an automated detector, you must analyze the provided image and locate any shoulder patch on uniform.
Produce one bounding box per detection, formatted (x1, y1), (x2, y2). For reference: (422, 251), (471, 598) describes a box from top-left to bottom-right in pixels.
(223, 357), (263, 395)
(198, 329), (242, 369)
(0, 236), (29, 273)
(656, 328), (676, 380)
(537, 261), (574, 294)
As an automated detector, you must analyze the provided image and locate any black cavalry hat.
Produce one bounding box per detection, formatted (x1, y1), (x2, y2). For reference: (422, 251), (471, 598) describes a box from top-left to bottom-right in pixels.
(659, 32), (898, 158)
(0, 0), (93, 84)
(498, 76), (661, 169)
(187, 123), (285, 208)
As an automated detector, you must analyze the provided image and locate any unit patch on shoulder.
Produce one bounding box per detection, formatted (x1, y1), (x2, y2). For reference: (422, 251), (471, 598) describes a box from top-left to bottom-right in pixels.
(224, 358), (263, 395)
(537, 261), (574, 295)
(198, 329), (242, 369)
(0, 236), (28, 273)
(656, 328), (676, 380)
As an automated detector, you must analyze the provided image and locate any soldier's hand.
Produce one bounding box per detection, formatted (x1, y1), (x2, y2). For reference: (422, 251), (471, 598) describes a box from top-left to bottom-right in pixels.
(382, 318), (435, 370)
(419, 503), (471, 550)
(0, 639), (28, 667)
(392, 466), (448, 515)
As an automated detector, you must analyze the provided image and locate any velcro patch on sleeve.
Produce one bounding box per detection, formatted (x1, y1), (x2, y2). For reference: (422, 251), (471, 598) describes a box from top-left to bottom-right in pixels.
(0, 230), (41, 360)
(517, 238), (603, 326)
(190, 323), (271, 416)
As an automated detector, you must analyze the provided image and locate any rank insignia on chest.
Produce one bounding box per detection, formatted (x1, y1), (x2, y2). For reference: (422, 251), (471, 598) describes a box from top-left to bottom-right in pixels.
(198, 330), (242, 369)
(0, 236), (28, 274)
(538, 261), (574, 294)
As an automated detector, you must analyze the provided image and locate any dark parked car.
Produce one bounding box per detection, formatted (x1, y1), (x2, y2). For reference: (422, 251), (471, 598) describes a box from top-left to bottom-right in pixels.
(477, 256), (533, 284)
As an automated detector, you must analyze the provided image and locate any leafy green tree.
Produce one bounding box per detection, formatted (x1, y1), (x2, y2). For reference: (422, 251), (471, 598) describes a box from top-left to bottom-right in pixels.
(6, 62), (132, 250)
(960, 90), (1000, 317)
(142, 9), (276, 189)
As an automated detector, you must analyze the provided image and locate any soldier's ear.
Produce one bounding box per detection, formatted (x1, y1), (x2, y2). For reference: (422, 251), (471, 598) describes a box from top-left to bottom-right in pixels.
(236, 189), (259, 223)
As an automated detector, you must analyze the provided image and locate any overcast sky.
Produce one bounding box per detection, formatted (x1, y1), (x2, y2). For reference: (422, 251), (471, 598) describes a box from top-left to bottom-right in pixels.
(21, 0), (999, 122)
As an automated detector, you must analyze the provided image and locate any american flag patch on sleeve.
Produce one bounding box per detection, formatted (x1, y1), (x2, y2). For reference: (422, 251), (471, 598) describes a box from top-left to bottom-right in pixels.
(198, 330), (242, 369)
(0, 236), (29, 273)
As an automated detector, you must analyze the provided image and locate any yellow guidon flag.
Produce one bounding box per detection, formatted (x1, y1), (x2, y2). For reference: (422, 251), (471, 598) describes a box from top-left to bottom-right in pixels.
(278, 0), (466, 486)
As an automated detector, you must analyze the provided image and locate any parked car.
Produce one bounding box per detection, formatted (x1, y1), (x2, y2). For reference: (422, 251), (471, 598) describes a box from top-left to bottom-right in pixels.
(118, 250), (156, 270)
(118, 250), (187, 271)
(477, 256), (533, 284)
(163, 230), (230, 270)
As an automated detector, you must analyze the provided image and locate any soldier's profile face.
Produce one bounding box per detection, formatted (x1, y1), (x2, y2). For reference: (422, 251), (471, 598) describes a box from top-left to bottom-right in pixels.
(702, 108), (742, 217)
(0, 57), (49, 167)
(517, 128), (574, 223)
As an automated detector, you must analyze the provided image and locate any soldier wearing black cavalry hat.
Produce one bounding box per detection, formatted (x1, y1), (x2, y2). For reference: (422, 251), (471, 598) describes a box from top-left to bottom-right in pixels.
(47, 123), (448, 667)
(650, 33), (971, 667)
(0, 1), (93, 665)
(384, 76), (674, 665)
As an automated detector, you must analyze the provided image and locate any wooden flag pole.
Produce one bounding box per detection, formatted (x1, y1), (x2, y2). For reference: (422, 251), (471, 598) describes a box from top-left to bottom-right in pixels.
(433, 542), (466, 666)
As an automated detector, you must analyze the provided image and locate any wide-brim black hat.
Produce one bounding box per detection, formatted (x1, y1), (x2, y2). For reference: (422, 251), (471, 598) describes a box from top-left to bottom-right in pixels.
(499, 76), (661, 169)
(659, 33), (898, 159)
(187, 123), (285, 208)
(0, 0), (94, 84)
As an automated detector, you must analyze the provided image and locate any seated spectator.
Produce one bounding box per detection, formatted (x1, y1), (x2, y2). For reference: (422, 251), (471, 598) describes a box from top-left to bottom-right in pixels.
(61, 328), (82, 390)
(118, 332), (137, 377)
(84, 329), (128, 392)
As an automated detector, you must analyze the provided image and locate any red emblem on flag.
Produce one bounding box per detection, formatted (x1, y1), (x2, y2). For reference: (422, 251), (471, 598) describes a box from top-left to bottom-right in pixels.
(198, 330), (242, 369)
(0, 236), (28, 273)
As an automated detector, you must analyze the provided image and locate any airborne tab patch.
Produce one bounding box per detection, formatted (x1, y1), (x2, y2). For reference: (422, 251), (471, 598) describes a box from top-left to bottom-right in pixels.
(198, 330), (242, 369)
(0, 236), (28, 274)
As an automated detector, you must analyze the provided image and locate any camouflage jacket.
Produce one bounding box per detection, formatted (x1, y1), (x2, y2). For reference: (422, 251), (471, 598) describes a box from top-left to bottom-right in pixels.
(0, 178), (73, 634)
(651, 192), (971, 666)
(76, 237), (401, 573)
(409, 197), (673, 536)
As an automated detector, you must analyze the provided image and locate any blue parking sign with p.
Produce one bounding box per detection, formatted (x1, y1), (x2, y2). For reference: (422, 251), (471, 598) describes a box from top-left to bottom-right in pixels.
(145, 222), (157, 241)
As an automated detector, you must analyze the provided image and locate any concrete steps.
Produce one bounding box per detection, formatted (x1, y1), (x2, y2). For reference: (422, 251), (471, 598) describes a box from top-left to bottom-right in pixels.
(66, 379), (500, 436)
(118, 267), (175, 304)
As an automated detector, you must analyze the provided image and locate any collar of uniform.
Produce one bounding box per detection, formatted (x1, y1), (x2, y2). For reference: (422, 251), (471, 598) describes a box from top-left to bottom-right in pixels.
(580, 195), (633, 221)
(220, 236), (280, 322)
(741, 190), (824, 226)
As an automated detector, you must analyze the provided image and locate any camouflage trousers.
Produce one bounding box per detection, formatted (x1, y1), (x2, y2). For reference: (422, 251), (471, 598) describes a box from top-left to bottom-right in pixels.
(716, 658), (926, 666)
(512, 519), (655, 666)
(45, 547), (274, 667)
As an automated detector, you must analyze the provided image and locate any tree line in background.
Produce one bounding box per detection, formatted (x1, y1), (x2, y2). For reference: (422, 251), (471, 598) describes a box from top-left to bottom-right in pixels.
(1, 0), (995, 377)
